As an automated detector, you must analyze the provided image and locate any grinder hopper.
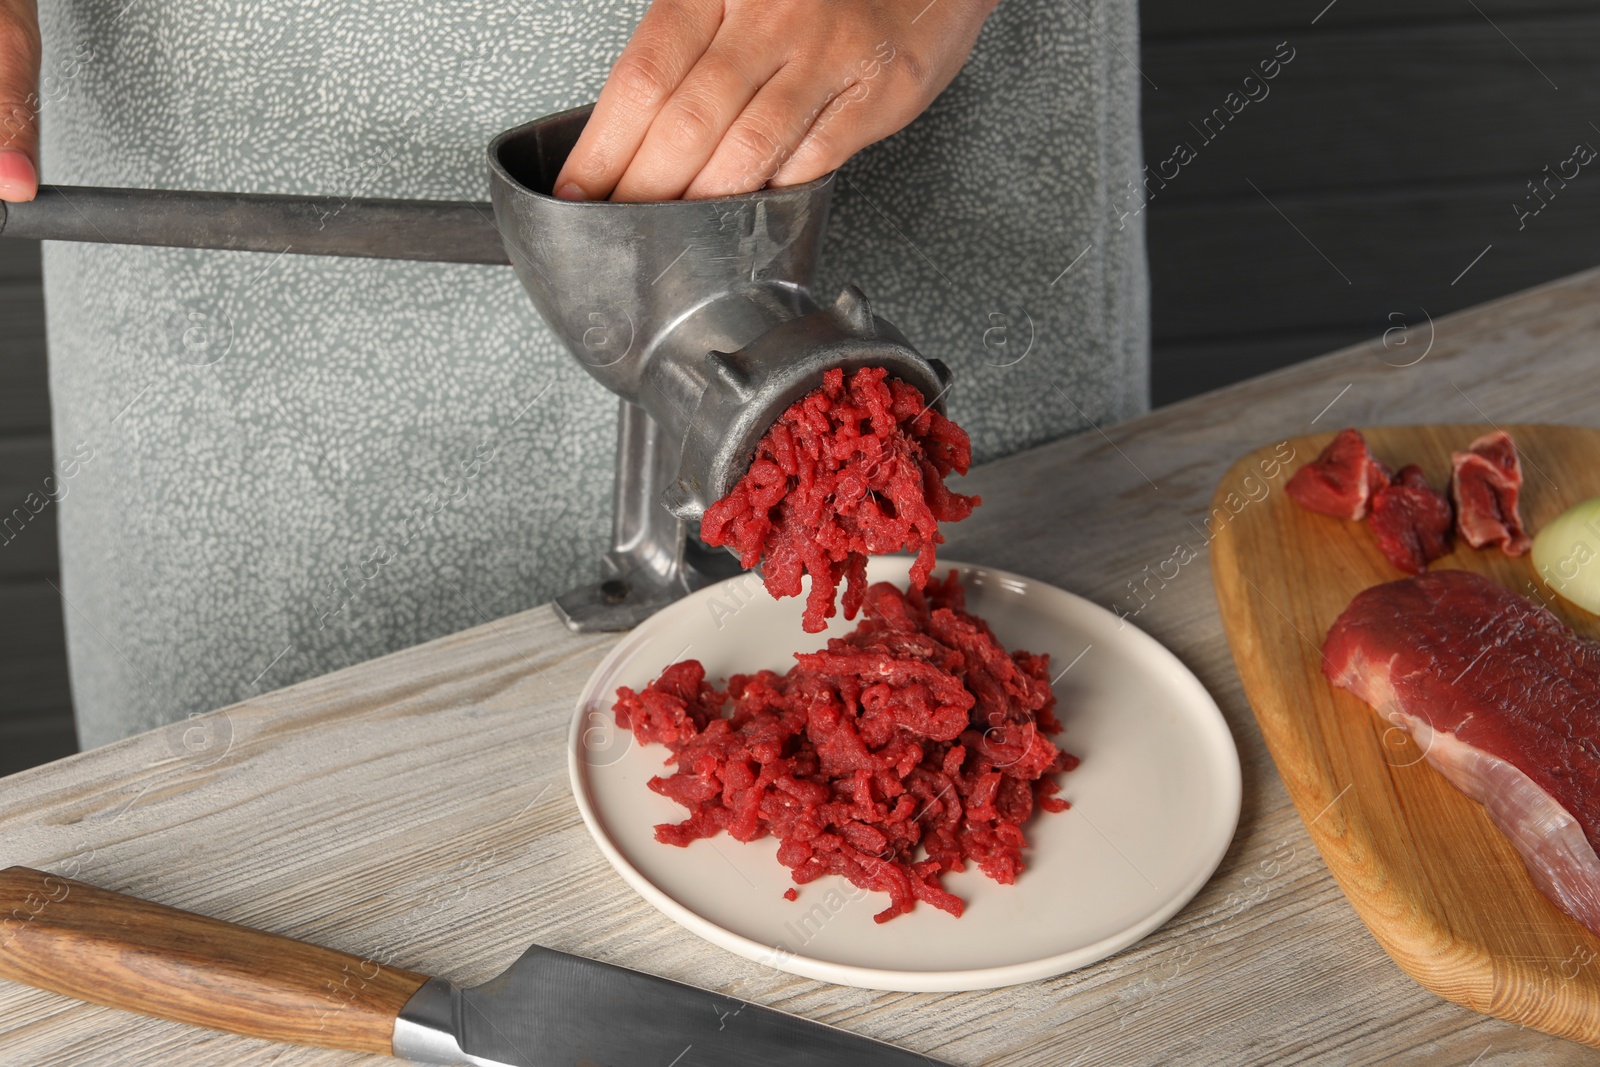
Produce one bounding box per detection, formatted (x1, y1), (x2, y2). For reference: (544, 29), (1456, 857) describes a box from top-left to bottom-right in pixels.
(0, 104), (953, 631)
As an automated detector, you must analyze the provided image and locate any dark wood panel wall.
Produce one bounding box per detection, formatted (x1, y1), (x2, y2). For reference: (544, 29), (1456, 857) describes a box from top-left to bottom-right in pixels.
(0, 238), (76, 774)
(1142, 0), (1600, 404)
(3, 2), (1599, 773)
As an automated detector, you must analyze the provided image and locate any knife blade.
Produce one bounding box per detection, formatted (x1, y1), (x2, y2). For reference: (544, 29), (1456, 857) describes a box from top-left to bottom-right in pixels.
(0, 866), (948, 1066)
(400, 943), (943, 1066)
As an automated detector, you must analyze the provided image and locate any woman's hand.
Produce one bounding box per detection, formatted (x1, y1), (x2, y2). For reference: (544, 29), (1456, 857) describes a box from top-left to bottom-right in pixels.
(0, 0), (39, 202)
(552, 0), (998, 203)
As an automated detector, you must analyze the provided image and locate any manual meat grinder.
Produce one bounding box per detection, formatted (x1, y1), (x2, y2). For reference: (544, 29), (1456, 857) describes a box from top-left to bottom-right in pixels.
(0, 104), (952, 631)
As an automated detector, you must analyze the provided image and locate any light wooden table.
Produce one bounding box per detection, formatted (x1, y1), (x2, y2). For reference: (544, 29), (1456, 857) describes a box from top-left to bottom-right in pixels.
(5, 269), (1600, 1067)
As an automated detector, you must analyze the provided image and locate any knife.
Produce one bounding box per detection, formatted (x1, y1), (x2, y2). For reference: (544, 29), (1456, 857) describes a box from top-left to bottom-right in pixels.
(0, 866), (948, 1066)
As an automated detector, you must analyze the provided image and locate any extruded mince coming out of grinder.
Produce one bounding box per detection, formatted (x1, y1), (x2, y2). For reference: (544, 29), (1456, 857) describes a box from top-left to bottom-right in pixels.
(701, 366), (980, 633)
(612, 573), (1076, 923)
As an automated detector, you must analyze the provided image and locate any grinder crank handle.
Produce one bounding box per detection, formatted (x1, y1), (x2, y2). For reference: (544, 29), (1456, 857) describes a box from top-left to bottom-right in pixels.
(0, 185), (512, 264)
(0, 865), (431, 1055)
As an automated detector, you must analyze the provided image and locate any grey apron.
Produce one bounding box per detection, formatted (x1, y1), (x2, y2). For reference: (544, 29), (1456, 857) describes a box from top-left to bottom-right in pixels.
(37, 0), (1148, 747)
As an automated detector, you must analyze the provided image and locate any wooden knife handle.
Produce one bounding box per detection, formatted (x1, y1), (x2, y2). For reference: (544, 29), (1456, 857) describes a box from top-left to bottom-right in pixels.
(0, 866), (430, 1054)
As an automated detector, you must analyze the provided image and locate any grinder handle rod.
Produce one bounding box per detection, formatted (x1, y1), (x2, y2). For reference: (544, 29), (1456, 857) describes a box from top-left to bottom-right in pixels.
(0, 185), (512, 264)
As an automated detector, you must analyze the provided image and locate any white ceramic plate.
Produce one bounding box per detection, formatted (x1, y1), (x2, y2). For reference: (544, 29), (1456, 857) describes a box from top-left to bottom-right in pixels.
(569, 557), (1240, 992)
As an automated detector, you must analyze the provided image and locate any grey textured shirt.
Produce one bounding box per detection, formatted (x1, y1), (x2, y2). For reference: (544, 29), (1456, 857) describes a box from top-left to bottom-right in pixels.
(38, 0), (1148, 748)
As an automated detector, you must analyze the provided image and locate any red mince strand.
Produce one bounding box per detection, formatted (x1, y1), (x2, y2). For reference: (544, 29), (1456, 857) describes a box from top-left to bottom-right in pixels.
(612, 573), (1077, 923)
(701, 366), (980, 633)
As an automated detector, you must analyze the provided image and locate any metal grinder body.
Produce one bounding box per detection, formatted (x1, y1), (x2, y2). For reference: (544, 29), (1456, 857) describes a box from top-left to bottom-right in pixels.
(0, 104), (952, 631)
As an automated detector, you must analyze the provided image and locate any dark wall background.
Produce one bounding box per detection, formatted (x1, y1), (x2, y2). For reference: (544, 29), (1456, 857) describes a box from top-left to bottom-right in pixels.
(1142, 0), (1600, 403)
(4, 0), (1599, 774)
(0, 238), (72, 775)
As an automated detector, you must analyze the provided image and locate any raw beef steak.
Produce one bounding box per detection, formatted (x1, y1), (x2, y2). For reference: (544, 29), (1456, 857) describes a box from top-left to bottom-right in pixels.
(1324, 570), (1600, 935)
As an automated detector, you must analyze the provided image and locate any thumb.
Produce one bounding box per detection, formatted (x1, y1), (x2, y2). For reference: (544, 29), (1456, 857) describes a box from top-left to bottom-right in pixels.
(0, 0), (41, 203)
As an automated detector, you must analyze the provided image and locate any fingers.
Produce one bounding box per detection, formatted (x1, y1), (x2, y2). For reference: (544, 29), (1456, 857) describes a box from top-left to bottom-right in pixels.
(768, 8), (991, 192)
(768, 42), (932, 189)
(609, 35), (782, 202)
(551, 0), (723, 202)
(0, 0), (41, 203)
(681, 62), (842, 200)
(565, 0), (996, 203)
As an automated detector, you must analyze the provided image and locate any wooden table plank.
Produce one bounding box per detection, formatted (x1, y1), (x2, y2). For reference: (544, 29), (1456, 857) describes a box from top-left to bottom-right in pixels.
(6, 267), (1600, 1065)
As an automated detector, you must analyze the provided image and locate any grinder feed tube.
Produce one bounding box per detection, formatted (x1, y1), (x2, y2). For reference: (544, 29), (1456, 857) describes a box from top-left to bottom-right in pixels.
(488, 105), (954, 631)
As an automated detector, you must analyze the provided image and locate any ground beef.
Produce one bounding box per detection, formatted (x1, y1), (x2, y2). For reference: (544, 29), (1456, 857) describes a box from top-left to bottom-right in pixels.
(612, 573), (1076, 923)
(701, 366), (979, 634)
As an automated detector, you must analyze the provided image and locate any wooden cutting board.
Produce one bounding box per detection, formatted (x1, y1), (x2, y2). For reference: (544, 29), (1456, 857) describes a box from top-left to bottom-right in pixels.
(1211, 423), (1600, 1047)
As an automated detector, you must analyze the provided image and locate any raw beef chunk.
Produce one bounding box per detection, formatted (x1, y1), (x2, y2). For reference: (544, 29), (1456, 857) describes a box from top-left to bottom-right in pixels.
(1286, 427), (1393, 521)
(1367, 464), (1454, 575)
(1450, 429), (1531, 556)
